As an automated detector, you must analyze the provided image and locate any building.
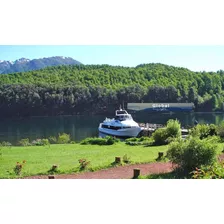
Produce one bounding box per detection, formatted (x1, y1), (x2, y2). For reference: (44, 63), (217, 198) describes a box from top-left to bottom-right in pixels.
(127, 103), (194, 112)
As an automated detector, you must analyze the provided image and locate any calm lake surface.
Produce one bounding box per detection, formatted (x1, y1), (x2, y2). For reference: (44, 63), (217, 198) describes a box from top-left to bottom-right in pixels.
(1, 112), (224, 144)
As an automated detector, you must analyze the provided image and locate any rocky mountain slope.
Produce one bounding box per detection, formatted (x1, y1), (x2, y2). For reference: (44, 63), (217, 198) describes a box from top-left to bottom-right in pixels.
(0, 56), (82, 74)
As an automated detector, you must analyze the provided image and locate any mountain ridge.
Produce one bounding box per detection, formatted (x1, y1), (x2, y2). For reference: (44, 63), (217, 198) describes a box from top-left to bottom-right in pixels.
(0, 56), (82, 74)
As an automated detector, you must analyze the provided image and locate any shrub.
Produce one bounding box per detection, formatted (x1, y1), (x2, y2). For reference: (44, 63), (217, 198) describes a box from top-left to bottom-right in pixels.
(18, 138), (30, 146)
(14, 160), (26, 175)
(189, 124), (211, 139)
(125, 136), (153, 146)
(166, 119), (181, 139)
(167, 137), (217, 173)
(216, 121), (224, 139)
(152, 120), (181, 146)
(31, 139), (42, 146)
(78, 159), (90, 171)
(31, 138), (50, 146)
(191, 162), (224, 179)
(152, 128), (168, 145)
(208, 124), (217, 136)
(41, 139), (50, 146)
(57, 133), (71, 144)
(48, 136), (57, 144)
(80, 136), (119, 145)
(1, 141), (12, 148)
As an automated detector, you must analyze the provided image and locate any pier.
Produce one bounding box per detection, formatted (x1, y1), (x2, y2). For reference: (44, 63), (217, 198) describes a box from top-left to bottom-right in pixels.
(138, 123), (189, 137)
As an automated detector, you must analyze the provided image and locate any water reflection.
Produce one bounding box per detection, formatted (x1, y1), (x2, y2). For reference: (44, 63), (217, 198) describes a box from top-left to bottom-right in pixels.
(0, 112), (224, 144)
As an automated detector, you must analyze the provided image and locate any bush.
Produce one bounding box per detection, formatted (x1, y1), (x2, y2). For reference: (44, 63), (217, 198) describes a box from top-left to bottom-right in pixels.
(208, 124), (217, 136)
(152, 128), (168, 145)
(189, 124), (211, 139)
(166, 119), (181, 139)
(216, 121), (224, 139)
(31, 138), (50, 146)
(191, 162), (224, 179)
(57, 133), (71, 144)
(41, 139), (50, 146)
(167, 137), (217, 173)
(1, 141), (12, 148)
(48, 164), (59, 174)
(18, 138), (30, 146)
(48, 136), (57, 144)
(125, 136), (153, 146)
(80, 136), (119, 145)
(152, 119), (181, 146)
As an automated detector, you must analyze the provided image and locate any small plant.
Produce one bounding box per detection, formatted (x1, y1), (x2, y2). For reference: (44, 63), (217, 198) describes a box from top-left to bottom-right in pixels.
(18, 138), (30, 146)
(57, 133), (71, 144)
(123, 154), (131, 164)
(14, 160), (26, 176)
(48, 164), (59, 174)
(78, 158), (90, 171)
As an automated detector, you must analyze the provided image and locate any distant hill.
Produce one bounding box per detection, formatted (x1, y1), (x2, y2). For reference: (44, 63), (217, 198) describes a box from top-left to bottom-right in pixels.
(0, 56), (82, 74)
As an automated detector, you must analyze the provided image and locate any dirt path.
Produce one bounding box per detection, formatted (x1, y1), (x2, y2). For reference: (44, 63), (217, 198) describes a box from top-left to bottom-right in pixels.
(24, 162), (174, 179)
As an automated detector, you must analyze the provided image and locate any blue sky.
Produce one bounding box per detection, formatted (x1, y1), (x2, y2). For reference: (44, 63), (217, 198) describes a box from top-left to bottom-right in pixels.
(0, 45), (224, 72)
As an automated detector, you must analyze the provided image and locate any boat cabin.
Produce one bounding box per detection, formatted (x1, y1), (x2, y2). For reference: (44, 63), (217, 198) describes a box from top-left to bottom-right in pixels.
(115, 109), (133, 121)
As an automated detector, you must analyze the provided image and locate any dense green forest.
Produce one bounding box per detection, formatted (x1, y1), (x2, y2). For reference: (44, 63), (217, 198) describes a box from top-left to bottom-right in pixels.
(0, 63), (224, 117)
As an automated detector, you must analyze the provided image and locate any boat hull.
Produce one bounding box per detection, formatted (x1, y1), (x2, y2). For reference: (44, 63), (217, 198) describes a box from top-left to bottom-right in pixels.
(98, 125), (142, 138)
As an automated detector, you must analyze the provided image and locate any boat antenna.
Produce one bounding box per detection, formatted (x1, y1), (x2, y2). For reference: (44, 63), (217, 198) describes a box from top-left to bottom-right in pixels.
(122, 101), (124, 110)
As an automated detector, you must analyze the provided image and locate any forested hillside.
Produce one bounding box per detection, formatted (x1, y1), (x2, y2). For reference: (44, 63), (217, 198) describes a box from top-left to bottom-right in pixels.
(0, 63), (223, 117)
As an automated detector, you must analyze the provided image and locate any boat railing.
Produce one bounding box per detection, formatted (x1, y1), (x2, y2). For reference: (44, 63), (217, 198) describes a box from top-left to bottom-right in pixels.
(138, 123), (165, 129)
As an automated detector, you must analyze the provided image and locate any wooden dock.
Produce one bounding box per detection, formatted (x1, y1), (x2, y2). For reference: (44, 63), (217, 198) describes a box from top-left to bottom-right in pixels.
(138, 123), (189, 137)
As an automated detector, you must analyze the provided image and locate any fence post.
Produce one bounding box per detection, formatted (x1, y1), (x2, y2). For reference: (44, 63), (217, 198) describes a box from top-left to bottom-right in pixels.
(115, 157), (121, 164)
(133, 168), (140, 178)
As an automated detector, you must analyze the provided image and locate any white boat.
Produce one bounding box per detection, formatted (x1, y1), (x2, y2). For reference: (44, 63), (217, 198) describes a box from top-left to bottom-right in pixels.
(98, 108), (142, 138)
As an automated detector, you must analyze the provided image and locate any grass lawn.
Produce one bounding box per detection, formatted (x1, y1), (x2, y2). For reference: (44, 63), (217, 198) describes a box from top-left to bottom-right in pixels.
(0, 142), (168, 178)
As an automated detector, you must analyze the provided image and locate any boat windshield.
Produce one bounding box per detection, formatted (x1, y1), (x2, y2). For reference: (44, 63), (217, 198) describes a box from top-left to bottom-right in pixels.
(115, 114), (132, 121)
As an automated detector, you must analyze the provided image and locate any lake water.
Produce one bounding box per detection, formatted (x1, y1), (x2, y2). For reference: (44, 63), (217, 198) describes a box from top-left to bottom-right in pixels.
(1, 112), (224, 144)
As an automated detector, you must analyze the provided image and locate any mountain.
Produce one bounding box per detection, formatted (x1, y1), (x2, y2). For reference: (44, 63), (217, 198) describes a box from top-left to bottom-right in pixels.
(0, 56), (82, 74)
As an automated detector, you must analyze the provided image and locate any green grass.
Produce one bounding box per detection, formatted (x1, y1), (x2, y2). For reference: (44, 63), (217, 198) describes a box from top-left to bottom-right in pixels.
(1, 142), (223, 179)
(0, 142), (168, 178)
